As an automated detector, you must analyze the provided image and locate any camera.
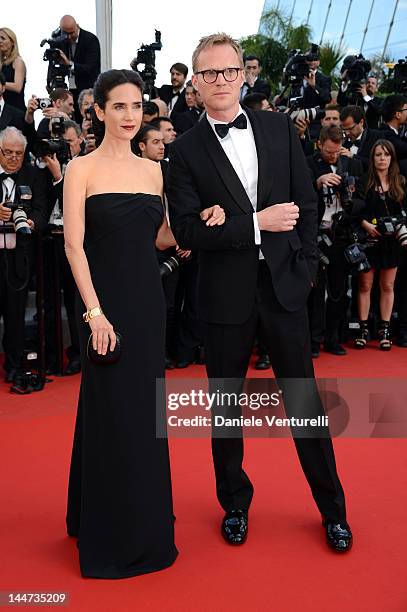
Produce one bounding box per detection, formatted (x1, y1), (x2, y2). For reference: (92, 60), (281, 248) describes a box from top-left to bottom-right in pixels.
(84, 106), (94, 135)
(37, 97), (52, 110)
(376, 215), (407, 247)
(344, 242), (371, 273)
(34, 118), (71, 165)
(159, 253), (190, 277)
(288, 106), (322, 122)
(6, 186), (33, 235)
(10, 349), (45, 395)
(394, 58), (407, 94)
(130, 30), (162, 99)
(40, 27), (70, 91)
(340, 54), (371, 103)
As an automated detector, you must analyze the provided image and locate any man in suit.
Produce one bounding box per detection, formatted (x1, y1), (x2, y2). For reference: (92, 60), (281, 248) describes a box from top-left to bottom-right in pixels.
(172, 81), (204, 135)
(56, 14), (101, 122)
(159, 63), (189, 116)
(340, 105), (381, 170)
(24, 89), (75, 140)
(306, 125), (364, 357)
(338, 75), (382, 129)
(239, 55), (271, 101)
(379, 94), (407, 160)
(167, 33), (352, 553)
(0, 127), (48, 384)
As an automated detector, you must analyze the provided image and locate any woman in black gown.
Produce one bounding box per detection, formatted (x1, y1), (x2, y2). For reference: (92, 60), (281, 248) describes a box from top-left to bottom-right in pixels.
(0, 28), (26, 111)
(355, 140), (407, 351)
(63, 69), (224, 578)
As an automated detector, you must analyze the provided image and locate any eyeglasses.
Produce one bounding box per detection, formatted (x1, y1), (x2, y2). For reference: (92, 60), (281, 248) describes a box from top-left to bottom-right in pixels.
(398, 107), (407, 112)
(195, 67), (242, 84)
(0, 147), (24, 159)
(342, 123), (358, 131)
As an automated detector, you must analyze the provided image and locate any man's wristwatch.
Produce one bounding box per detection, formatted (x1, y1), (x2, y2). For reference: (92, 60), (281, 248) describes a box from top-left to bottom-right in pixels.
(83, 306), (103, 323)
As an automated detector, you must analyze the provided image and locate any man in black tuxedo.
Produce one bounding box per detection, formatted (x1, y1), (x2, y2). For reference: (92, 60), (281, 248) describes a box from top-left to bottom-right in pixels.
(239, 55), (271, 101)
(56, 15), (101, 121)
(167, 33), (352, 553)
(340, 105), (381, 170)
(0, 127), (48, 383)
(159, 63), (189, 116)
(338, 75), (382, 129)
(172, 81), (204, 135)
(379, 94), (407, 160)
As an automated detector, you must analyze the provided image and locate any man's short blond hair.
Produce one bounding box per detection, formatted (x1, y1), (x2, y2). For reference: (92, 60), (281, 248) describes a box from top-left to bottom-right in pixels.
(192, 33), (244, 73)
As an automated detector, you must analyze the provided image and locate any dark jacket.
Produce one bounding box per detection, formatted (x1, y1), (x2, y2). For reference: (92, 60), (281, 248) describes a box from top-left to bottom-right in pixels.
(302, 71), (332, 109)
(378, 124), (407, 160)
(241, 78), (271, 100)
(167, 109), (317, 324)
(343, 128), (382, 171)
(159, 85), (188, 114)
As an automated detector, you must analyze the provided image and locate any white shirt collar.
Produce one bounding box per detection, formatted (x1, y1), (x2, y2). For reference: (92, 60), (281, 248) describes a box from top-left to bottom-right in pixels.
(0, 98), (4, 115)
(206, 104), (247, 133)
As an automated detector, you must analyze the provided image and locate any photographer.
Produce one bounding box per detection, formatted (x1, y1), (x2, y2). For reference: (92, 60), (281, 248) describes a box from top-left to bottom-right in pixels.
(0, 127), (48, 384)
(295, 103), (341, 156)
(301, 50), (332, 111)
(239, 55), (271, 101)
(159, 63), (189, 115)
(41, 119), (83, 375)
(307, 125), (364, 356)
(340, 105), (381, 170)
(24, 89), (74, 139)
(172, 81), (204, 134)
(57, 15), (101, 121)
(338, 70), (382, 129)
(77, 87), (94, 136)
(354, 140), (407, 351)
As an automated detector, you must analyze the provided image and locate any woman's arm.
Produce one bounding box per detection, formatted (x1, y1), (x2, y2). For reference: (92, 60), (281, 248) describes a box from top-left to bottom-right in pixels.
(63, 158), (116, 355)
(5, 57), (26, 93)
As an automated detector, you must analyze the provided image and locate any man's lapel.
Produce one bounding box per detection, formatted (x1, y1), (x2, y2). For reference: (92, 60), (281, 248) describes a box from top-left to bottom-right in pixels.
(244, 107), (274, 210)
(0, 104), (12, 131)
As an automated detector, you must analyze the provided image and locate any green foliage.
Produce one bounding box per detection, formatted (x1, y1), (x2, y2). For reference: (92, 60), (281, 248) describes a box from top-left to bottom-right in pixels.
(319, 41), (346, 77)
(239, 34), (287, 94)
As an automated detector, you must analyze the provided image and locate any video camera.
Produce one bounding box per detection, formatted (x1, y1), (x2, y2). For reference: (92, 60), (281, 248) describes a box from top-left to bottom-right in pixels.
(394, 58), (407, 94)
(283, 44), (320, 86)
(340, 54), (371, 103)
(130, 30), (162, 99)
(34, 117), (71, 165)
(40, 28), (70, 91)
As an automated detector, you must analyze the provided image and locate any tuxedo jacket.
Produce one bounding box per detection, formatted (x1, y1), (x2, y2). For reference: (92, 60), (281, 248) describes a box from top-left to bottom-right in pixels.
(344, 128), (381, 171)
(171, 107), (202, 134)
(167, 109), (318, 324)
(66, 28), (101, 92)
(378, 125), (407, 160)
(0, 103), (37, 154)
(302, 71), (332, 109)
(159, 85), (188, 114)
(306, 152), (365, 225)
(242, 78), (271, 99)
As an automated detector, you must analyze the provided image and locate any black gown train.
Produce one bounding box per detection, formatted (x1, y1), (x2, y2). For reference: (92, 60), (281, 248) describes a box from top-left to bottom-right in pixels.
(66, 192), (178, 578)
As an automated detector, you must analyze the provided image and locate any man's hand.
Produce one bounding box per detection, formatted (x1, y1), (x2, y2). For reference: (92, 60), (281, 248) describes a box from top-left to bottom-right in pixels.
(361, 220), (380, 238)
(0, 203), (12, 222)
(42, 108), (69, 120)
(84, 135), (96, 155)
(256, 202), (299, 232)
(200, 204), (226, 226)
(27, 219), (35, 231)
(340, 146), (353, 158)
(58, 50), (71, 66)
(245, 71), (256, 88)
(25, 95), (39, 123)
(316, 173), (342, 190)
(304, 70), (316, 88)
(357, 84), (368, 97)
(43, 153), (62, 181)
(82, 117), (92, 136)
(294, 116), (310, 139)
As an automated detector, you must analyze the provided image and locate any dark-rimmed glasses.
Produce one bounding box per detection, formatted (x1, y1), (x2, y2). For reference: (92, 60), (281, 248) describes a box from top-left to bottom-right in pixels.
(0, 146), (24, 159)
(195, 67), (242, 84)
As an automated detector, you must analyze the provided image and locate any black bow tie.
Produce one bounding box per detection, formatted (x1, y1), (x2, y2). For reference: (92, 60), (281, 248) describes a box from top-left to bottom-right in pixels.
(0, 172), (17, 182)
(214, 113), (247, 139)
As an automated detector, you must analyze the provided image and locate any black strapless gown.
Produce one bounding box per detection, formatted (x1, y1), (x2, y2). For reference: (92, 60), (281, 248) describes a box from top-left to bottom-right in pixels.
(66, 193), (178, 578)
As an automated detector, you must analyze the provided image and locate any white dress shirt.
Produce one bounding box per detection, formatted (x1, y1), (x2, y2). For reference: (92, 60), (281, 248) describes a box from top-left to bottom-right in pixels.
(0, 97), (4, 118)
(168, 87), (185, 116)
(0, 163), (17, 249)
(206, 106), (263, 256)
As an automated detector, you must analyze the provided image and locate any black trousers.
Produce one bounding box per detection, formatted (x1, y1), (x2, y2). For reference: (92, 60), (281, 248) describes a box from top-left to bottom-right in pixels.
(203, 260), (347, 523)
(0, 248), (29, 373)
(43, 234), (80, 366)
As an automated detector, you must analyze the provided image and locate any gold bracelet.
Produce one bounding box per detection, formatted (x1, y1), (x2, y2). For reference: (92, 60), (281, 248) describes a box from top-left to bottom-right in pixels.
(83, 306), (103, 323)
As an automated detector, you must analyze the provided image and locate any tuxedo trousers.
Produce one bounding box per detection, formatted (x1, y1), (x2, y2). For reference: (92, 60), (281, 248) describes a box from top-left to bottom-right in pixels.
(203, 260), (347, 523)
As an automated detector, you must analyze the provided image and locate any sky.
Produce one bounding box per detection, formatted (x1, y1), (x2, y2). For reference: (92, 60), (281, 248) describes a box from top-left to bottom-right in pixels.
(260, 0), (407, 59)
(1, 0), (265, 101)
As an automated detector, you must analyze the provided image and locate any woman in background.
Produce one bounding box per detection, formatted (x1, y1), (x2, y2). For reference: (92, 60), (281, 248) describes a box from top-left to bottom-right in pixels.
(0, 28), (26, 111)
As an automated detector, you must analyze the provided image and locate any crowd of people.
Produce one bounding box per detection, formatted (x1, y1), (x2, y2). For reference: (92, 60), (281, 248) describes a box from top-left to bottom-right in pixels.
(1, 16), (407, 392)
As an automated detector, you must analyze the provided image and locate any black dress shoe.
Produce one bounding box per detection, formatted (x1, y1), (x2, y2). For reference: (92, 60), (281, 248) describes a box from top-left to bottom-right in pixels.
(65, 359), (81, 376)
(176, 360), (190, 369)
(165, 357), (175, 370)
(311, 343), (320, 358)
(323, 519), (353, 552)
(221, 509), (248, 545)
(255, 354), (271, 370)
(324, 342), (347, 356)
(4, 369), (17, 383)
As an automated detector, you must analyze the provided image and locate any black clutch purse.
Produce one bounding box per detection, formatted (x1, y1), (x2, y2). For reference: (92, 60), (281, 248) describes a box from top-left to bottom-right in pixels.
(86, 332), (122, 365)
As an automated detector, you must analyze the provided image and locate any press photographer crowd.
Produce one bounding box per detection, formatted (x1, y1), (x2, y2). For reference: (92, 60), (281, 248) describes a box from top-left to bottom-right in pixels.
(1, 15), (407, 394)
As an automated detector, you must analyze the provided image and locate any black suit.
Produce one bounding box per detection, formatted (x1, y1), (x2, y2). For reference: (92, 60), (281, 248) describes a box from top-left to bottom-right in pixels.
(0, 164), (48, 374)
(171, 107), (202, 134)
(0, 103), (37, 155)
(159, 85), (188, 114)
(240, 78), (271, 100)
(378, 124), (407, 160)
(302, 72), (332, 109)
(167, 109), (347, 523)
(343, 128), (381, 171)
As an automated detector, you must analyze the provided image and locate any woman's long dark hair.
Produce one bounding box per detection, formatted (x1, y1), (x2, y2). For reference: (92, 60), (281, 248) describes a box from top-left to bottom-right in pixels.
(91, 69), (144, 146)
(366, 139), (405, 204)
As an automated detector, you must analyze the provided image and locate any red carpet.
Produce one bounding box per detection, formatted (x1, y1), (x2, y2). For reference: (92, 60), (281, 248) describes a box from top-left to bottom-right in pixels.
(1, 345), (407, 611)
